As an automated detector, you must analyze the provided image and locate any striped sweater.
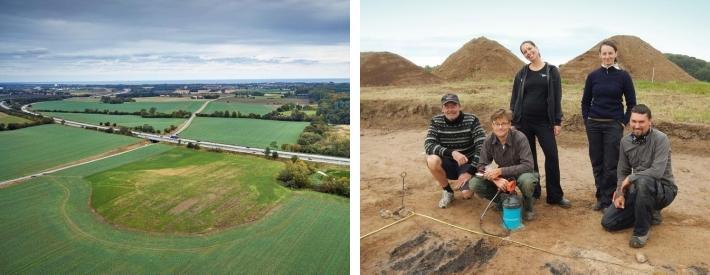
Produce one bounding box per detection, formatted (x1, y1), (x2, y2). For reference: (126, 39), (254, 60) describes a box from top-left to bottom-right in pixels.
(425, 112), (486, 172)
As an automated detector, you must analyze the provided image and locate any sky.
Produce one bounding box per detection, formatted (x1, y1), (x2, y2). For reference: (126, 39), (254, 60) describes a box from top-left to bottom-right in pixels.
(361, 0), (709, 67)
(0, 0), (349, 82)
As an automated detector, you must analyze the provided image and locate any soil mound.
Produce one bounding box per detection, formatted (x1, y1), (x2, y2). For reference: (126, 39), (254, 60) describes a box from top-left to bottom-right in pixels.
(560, 35), (696, 83)
(433, 37), (524, 81)
(360, 51), (443, 87)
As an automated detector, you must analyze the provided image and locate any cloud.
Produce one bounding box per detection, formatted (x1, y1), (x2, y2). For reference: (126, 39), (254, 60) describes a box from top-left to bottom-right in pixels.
(0, 0), (349, 81)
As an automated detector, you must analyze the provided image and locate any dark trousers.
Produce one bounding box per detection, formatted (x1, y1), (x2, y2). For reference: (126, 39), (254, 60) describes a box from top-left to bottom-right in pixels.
(585, 120), (623, 206)
(515, 120), (563, 203)
(601, 175), (676, 236)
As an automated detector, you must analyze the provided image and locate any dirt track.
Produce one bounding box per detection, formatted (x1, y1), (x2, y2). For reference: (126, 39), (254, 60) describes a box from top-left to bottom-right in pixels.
(360, 128), (710, 274)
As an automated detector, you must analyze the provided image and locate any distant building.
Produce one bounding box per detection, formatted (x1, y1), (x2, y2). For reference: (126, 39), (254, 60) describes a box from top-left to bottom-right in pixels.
(174, 89), (190, 95)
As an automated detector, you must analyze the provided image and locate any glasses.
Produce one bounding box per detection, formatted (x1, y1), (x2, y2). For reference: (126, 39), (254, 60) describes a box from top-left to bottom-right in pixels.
(492, 122), (510, 128)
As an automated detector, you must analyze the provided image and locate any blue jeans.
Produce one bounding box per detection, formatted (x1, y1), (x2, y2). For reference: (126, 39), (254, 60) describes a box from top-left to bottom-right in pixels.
(585, 119), (623, 206)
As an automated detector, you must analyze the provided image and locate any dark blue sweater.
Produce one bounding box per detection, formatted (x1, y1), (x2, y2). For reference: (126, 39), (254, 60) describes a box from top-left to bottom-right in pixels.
(581, 66), (636, 124)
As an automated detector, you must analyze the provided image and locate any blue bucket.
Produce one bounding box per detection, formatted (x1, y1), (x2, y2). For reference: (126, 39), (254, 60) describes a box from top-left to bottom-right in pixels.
(501, 195), (523, 231)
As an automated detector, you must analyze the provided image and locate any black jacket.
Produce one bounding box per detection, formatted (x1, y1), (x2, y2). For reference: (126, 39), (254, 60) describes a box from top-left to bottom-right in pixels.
(510, 63), (563, 126)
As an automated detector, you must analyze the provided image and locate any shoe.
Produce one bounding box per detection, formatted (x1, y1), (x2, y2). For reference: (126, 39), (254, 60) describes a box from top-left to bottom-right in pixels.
(592, 201), (608, 211)
(438, 191), (454, 208)
(652, 210), (662, 225)
(552, 198), (572, 209)
(524, 211), (535, 221)
(629, 233), (649, 248)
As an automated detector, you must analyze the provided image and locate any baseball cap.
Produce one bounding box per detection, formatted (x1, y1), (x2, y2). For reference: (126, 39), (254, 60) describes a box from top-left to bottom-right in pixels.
(441, 93), (460, 105)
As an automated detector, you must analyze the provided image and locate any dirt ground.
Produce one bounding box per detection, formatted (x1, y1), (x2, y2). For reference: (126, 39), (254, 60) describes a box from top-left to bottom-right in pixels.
(360, 127), (710, 274)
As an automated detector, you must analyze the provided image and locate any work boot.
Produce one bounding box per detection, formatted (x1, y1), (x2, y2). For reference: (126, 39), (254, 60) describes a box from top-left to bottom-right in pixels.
(592, 201), (607, 211)
(551, 198), (572, 209)
(652, 210), (663, 225)
(524, 211), (535, 221)
(629, 233), (649, 248)
(438, 191), (454, 208)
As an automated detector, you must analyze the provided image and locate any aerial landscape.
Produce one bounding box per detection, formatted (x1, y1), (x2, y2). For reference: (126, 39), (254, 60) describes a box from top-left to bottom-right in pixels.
(0, 0), (349, 273)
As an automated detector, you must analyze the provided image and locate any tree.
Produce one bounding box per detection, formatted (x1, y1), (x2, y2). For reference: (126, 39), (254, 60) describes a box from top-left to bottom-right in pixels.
(277, 160), (311, 188)
(270, 141), (278, 149)
(291, 155), (299, 162)
(298, 132), (323, 145)
(265, 147), (271, 158)
(272, 151), (279, 159)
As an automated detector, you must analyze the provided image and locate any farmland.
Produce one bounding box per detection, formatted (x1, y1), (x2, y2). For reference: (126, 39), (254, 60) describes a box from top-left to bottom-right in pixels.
(41, 111), (186, 130)
(202, 101), (274, 115)
(30, 99), (206, 113)
(0, 112), (31, 124)
(0, 124), (140, 182)
(0, 144), (348, 273)
(88, 147), (289, 233)
(179, 117), (309, 148)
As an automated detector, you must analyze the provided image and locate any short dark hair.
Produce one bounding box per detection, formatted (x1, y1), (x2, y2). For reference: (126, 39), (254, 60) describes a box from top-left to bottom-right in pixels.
(631, 104), (652, 119)
(490, 109), (513, 122)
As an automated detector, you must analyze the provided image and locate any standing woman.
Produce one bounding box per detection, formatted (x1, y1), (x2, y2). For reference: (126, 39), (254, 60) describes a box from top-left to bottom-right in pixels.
(581, 39), (636, 211)
(510, 41), (570, 208)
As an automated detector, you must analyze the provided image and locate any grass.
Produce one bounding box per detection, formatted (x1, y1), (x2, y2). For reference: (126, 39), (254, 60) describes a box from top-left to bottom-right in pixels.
(202, 101), (274, 115)
(310, 167), (350, 185)
(362, 79), (710, 124)
(0, 124), (140, 182)
(0, 144), (348, 273)
(280, 109), (317, 116)
(87, 147), (289, 234)
(0, 112), (31, 124)
(41, 111), (186, 130)
(30, 99), (206, 113)
(180, 117), (310, 148)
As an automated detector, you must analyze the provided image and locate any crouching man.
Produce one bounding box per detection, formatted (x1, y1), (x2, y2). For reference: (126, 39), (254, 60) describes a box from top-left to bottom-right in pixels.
(469, 109), (538, 221)
(425, 93), (486, 208)
(601, 104), (677, 248)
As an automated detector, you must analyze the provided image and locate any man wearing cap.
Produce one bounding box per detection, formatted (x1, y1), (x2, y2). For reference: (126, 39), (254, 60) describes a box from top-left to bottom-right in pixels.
(425, 93), (486, 208)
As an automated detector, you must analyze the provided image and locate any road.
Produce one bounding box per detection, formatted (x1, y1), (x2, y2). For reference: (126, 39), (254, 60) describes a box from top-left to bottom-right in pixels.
(9, 101), (349, 166)
(174, 98), (216, 135)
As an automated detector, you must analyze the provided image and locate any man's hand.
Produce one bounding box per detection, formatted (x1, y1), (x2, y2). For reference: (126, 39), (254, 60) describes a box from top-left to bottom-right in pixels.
(454, 172), (472, 190)
(554, 125), (561, 136)
(452, 151), (468, 166)
(483, 168), (502, 181)
(492, 178), (509, 191)
(613, 192), (625, 209)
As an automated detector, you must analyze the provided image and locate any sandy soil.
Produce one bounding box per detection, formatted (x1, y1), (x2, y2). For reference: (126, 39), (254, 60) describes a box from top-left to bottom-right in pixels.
(360, 128), (710, 274)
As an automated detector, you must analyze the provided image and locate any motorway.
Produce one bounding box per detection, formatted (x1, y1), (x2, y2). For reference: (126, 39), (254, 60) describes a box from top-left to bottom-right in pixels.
(2, 101), (349, 166)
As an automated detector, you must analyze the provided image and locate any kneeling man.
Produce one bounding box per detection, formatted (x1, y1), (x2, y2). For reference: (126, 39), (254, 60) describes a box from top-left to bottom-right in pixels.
(425, 93), (486, 208)
(470, 109), (538, 221)
(602, 104), (677, 248)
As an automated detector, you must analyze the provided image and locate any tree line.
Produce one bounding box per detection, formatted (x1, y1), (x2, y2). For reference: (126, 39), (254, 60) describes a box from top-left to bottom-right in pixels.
(665, 53), (710, 82)
(34, 108), (192, 118)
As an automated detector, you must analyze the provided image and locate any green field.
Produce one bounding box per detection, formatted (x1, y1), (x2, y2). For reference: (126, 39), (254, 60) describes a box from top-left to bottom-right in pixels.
(0, 112), (31, 124)
(281, 109), (317, 116)
(88, 147), (289, 233)
(202, 101), (274, 115)
(41, 111), (186, 130)
(0, 124), (140, 182)
(0, 144), (349, 273)
(180, 117), (310, 148)
(30, 99), (206, 113)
